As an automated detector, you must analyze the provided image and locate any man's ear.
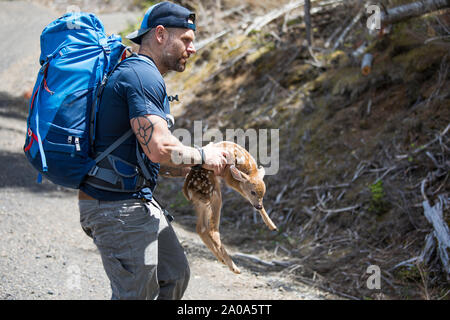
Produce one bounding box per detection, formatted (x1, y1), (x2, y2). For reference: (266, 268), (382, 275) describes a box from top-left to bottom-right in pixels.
(155, 25), (167, 44)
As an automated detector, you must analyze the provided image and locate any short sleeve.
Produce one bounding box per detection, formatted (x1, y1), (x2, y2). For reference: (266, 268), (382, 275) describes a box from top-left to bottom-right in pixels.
(120, 64), (168, 122)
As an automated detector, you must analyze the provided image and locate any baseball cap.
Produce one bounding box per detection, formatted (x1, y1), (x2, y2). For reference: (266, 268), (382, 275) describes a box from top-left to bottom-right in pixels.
(126, 1), (196, 45)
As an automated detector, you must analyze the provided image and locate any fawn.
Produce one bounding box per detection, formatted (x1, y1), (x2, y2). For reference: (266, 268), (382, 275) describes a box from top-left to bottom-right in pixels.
(182, 141), (277, 274)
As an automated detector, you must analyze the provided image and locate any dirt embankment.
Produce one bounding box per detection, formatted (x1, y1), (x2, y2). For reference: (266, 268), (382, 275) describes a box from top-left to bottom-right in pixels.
(0, 0), (336, 300)
(155, 0), (450, 300)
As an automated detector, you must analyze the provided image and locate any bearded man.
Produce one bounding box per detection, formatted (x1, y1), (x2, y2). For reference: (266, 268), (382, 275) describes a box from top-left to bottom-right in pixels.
(78, 1), (229, 300)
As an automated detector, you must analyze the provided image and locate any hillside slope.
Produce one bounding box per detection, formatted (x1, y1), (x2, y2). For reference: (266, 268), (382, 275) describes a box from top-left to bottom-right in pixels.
(153, 0), (450, 299)
(0, 0), (339, 300)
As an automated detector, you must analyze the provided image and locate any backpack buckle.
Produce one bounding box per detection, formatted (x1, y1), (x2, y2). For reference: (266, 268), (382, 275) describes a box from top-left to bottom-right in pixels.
(99, 38), (111, 54)
(88, 166), (99, 176)
(39, 61), (48, 74)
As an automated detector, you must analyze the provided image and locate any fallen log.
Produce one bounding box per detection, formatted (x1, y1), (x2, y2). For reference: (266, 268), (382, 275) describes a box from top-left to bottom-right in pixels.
(380, 0), (450, 26)
(244, 0), (344, 36)
(361, 53), (373, 76)
(233, 252), (295, 268)
(244, 0), (305, 35)
(195, 29), (231, 51)
(422, 195), (450, 278)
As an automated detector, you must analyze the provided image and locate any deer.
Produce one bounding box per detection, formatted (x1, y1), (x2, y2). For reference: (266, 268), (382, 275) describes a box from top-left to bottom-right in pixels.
(182, 141), (277, 274)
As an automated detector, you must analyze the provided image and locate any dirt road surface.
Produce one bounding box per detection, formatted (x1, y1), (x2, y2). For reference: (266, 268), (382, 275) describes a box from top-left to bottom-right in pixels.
(0, 0), (337, 300)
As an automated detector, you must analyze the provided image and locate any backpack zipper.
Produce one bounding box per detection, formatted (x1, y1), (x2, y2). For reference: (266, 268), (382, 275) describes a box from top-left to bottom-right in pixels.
(74, 137), (81, 151)
(68, 136), (80, 152)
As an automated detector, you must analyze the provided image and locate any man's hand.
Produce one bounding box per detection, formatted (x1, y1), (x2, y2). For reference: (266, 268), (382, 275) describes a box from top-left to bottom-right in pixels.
(201, 143), (230, 176)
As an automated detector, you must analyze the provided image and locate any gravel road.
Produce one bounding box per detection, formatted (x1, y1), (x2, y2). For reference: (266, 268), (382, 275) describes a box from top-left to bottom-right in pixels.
(0, 0), (336, 300)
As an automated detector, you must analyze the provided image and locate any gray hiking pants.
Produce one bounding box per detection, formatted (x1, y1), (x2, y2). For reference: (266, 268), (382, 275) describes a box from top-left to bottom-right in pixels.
(78, 198), (190, 300)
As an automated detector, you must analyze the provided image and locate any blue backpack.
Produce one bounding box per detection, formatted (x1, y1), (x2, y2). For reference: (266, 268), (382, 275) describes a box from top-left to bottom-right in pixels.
(24, 12), (135, 189)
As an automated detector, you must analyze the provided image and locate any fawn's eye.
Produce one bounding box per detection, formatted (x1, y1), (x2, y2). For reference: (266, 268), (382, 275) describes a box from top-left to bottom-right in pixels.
(251, 191), (256, 196)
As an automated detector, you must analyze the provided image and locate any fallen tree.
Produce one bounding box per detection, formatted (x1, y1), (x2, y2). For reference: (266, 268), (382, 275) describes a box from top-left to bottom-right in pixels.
(380, 0), (450, 26)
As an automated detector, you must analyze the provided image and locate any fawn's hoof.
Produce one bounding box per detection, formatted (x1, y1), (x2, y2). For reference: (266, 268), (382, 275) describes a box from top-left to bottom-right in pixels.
(228, 262), (241, 274)
(231, 266), (241, 274)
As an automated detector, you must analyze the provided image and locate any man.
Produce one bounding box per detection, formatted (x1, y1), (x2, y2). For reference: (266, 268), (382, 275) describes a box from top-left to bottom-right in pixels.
(78, 1), (229, 300)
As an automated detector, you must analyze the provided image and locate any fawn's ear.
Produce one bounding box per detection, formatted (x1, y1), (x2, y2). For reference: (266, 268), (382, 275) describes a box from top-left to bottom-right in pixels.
(230, 165), (248, 182)
(257, 166), (265, 179)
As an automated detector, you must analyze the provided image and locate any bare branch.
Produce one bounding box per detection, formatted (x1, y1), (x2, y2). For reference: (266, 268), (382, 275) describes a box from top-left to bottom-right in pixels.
(333, 7), (364, 50)
(245, 0), (306, 35)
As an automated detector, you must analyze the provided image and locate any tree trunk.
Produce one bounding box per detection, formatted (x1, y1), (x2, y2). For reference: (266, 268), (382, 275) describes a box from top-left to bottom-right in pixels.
(304, 0), (312, 46)
(381, 0), (450, 26)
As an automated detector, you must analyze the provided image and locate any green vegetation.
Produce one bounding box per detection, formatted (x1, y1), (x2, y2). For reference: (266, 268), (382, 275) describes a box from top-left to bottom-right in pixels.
(369, 181), (390, 215)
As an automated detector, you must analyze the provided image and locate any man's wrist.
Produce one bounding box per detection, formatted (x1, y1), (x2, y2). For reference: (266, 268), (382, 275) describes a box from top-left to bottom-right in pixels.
(194, 145), (205, 165)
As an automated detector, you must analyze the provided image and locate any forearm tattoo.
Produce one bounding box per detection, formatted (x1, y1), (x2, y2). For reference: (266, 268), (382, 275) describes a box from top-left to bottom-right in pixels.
(131, 117), (154, 155)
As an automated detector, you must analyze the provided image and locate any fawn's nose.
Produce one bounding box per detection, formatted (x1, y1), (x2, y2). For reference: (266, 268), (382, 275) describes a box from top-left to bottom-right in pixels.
(254, 204), (263, 210)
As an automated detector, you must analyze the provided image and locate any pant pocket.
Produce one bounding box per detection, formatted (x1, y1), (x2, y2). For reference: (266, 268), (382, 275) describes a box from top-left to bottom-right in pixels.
(101, 253), (142, 300)
(106, 254), (135, 279)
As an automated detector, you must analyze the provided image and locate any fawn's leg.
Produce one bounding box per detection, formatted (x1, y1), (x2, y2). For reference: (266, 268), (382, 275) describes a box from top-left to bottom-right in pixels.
(194, 200), (224, 263)
(184, 169), (222, 262)
(208, 182), (241, 274)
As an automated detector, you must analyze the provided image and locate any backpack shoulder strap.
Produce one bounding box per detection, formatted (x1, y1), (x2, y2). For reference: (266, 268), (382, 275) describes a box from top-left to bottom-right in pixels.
(89, 48), (133, 154)
(93, 129), (134, 164)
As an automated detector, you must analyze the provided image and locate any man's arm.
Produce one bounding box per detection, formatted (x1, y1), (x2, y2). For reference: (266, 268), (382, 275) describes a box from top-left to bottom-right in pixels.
(130, 115), (229, 175)
(131, 114), (198, 166)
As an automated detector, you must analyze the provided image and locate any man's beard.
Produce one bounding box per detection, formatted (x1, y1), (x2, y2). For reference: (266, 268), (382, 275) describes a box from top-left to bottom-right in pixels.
(174, 57), (186, 72)
(162, 50), (186, 72)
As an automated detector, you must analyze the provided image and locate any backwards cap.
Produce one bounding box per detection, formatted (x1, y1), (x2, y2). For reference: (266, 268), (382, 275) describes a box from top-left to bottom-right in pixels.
(126, 1), (196, 45)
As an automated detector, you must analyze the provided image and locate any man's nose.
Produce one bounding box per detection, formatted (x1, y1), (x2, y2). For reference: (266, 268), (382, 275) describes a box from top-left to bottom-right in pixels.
(187, 42), (196, 55)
